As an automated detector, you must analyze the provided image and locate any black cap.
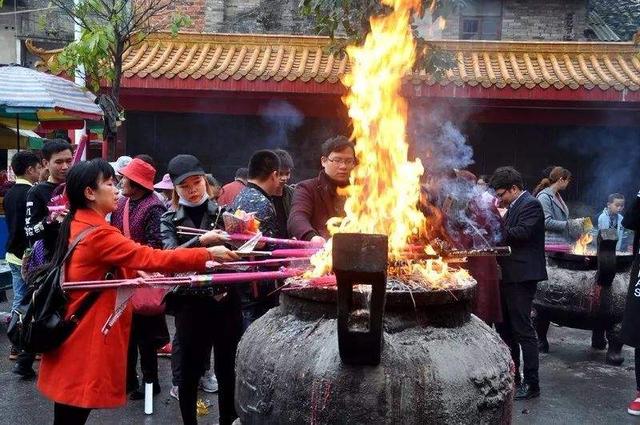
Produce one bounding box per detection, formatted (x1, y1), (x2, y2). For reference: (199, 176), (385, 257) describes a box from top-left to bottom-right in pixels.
(167, 154), (206, 185)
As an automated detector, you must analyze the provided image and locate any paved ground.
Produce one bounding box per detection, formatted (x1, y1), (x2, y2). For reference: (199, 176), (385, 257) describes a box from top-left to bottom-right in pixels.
(1, 292), (640, 424)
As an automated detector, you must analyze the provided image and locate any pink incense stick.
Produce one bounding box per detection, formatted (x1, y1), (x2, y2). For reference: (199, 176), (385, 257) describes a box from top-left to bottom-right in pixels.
(227, 233), (322, 248)
(63, 268), (305, 291)
(176, 226), (323, 248)
(545, 244), (572, 252)
(271, 249), (319, 257)
(214, 257), (311, 268)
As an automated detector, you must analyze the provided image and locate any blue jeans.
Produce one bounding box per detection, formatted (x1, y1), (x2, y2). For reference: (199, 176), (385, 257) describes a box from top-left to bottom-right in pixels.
(9, 263), (27, 313)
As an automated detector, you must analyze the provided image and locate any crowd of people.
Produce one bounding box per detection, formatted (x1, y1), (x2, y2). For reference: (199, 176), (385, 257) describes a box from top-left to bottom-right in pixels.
(1, 135), (640, 423)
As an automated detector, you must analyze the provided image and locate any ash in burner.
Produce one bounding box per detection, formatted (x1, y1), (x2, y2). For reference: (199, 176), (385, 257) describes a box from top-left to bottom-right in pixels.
(387, 277), (428, 292)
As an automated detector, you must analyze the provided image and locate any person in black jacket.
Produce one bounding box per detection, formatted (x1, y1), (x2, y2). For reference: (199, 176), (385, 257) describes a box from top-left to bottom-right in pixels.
(272, 149), (295, 239)
(490, 166), (547, 401)
(621, 189), (640, 415)
(3, 151), (42, 359)
(24, 139), (73, 258)
(160, 154), (243, 425)
(14, 140), (72, 379)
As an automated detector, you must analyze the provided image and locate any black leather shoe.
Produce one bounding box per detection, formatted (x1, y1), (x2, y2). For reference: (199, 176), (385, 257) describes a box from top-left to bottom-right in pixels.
(514, 383), (540, 400)
(606, 350), (624, 366)
(12, 364), (36, 380)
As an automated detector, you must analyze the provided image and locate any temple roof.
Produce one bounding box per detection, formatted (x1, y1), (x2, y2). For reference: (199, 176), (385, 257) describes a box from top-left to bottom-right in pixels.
(590, 0), (640, 41)
(26, 32), (640, 98)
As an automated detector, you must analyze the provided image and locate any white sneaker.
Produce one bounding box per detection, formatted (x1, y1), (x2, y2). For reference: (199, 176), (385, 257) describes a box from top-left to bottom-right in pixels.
(170, 385), (179, 400)
(199, 372), (219, 393)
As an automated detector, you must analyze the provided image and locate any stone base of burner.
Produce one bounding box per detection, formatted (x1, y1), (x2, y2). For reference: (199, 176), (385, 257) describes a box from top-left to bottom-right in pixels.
(235, 285), (513, 425)
(533, 265), (630, 365)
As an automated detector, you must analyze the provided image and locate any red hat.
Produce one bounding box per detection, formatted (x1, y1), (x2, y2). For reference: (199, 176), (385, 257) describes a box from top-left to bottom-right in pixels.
(119, 158), (156, 191)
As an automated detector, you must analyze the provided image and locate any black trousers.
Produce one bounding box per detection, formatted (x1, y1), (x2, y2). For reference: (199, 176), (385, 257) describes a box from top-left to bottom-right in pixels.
(239, 281), (279, 331)
(172, 292), (243, 425)
(495, 280), (540, 386)
(53, 403), (91, 425)
(126, 314), (169, 390)
(636, 348), (640, 391)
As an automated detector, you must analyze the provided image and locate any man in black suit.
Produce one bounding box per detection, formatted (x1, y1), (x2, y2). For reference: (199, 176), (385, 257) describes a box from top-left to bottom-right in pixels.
(490, 166), (547, 400)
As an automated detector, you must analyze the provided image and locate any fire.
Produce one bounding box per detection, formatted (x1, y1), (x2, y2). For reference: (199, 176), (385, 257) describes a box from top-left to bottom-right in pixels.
(308, 0), (469, 289)
(573, 233), (594, 255)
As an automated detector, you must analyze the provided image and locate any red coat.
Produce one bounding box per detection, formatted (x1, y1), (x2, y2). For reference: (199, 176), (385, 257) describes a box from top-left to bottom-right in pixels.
(287, 171), (345, 241)
(37, 208), (209, 408)
(218, 180), (246, 206)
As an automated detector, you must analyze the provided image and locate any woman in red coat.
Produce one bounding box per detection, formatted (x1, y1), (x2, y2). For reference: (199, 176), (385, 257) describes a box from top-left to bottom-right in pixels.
(37, 159), (238, 425)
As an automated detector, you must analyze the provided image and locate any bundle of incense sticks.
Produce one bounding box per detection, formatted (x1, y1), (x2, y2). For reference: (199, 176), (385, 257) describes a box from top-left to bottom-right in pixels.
(211, 257), (311, 269)
(176, 226), (323, 248)
(62, 268), (305, 291)
(236, 249), (319, 258)
(544, 244), (572, 253)
(443, 246), (512, 258)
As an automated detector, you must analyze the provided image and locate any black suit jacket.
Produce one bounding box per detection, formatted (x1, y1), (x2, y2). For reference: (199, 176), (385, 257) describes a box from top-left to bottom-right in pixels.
(498, 191), (548, 284)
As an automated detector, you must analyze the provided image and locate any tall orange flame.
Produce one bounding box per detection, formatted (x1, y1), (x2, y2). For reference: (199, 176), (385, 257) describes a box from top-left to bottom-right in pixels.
(308, 0), (469, 288)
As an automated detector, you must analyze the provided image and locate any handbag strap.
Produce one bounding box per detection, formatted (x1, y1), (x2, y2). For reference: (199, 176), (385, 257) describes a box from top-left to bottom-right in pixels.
(60, 225), (103, 324)
(61, 225), (99, 266)
(123, 198), (131, 238)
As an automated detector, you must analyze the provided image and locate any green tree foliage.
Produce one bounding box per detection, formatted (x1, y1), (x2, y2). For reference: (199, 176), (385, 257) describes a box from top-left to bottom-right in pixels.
(50, 0), (191, 102)
(299, 0), (466, 76)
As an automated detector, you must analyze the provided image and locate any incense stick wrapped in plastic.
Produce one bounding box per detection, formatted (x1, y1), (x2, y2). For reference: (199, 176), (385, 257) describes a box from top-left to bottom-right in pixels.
(62, 268), (305, 291)
(176, 226), (323, 248)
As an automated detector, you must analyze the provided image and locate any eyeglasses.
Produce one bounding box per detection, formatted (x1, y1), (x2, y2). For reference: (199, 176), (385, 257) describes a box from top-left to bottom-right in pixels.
(495, 189), (508, 198)
(326, 157), (356, 166)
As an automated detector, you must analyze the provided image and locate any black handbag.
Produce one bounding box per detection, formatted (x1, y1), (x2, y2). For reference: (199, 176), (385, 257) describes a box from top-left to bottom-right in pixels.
(7, 226), (100, 353)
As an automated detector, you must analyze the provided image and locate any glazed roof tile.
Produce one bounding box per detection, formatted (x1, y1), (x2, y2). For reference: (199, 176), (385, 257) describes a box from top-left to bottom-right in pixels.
(26, 32), (640, 92)
(590, 0), (640, 41)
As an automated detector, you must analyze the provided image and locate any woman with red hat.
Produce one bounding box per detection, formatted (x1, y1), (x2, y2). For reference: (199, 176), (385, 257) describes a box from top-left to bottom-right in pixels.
(111, 157), (169, 400)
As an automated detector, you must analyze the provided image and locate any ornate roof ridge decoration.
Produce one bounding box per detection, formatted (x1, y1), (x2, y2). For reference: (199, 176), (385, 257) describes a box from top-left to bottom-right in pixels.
(26, 32), (640, 92)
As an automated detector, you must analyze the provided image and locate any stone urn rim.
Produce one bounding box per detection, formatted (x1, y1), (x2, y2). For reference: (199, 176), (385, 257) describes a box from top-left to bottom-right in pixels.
(283, 279), (476, 310)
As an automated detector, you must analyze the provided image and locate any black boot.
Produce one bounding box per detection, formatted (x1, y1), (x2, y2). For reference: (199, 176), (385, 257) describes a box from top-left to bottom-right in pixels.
(592, 328), (607, 350)
(129, 382), (161, 400)
(606, 349), (625, 366)
(515, 383), (540, 400)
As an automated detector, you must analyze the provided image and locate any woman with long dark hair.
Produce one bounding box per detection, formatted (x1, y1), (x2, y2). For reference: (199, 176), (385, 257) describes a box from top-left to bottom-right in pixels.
(36, 159), (238, 425)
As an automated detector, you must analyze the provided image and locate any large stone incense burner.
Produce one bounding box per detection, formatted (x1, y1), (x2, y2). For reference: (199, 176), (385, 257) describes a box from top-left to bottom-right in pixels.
(534, 229), (632, 365)
(234, 234), (513, 425)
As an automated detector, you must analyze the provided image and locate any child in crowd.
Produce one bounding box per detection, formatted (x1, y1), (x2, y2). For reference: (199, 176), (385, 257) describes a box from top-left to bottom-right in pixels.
(598, 193), (628, 251)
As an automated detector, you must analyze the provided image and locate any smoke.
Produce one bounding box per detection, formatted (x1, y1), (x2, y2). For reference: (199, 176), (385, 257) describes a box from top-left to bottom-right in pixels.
(410, 107), (474, 176)
(438, 177), (503, 249)
(260, 100), (304, 148)
(557, 126), (640, 210)
(408, 104), (501, 248)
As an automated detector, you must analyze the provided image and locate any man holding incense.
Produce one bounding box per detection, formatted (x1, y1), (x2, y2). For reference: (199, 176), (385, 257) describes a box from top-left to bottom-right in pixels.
(490, 166), (546, 400)
(288, 136), (355, 244)
(228, 150), (282, 327)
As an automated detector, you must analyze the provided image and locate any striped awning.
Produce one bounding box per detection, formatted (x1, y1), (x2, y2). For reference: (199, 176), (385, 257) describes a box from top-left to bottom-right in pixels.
(0, 65), (103, 120)
(0, 126), (45, 149)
